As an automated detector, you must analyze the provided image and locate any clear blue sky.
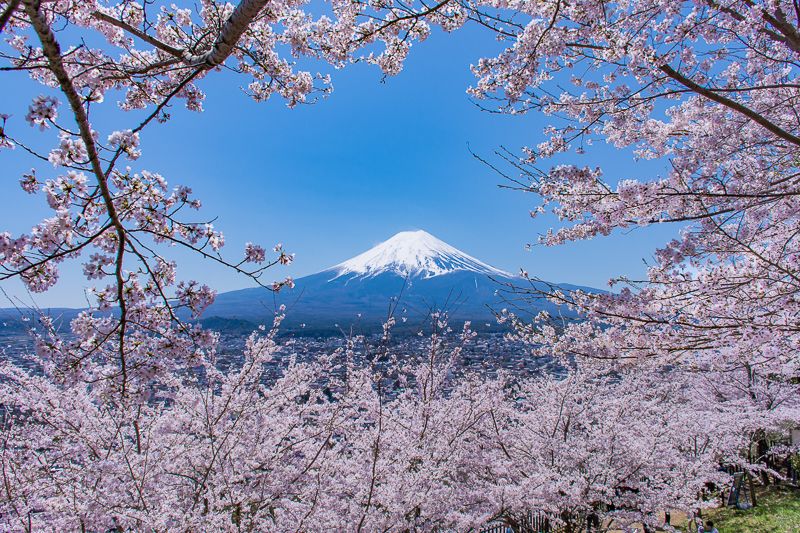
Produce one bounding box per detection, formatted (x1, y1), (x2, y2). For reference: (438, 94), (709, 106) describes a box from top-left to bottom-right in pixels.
(0, 24), (676, 308)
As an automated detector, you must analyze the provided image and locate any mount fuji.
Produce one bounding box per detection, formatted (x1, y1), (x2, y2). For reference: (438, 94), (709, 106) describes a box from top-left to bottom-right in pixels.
(206, 230), (594, 332)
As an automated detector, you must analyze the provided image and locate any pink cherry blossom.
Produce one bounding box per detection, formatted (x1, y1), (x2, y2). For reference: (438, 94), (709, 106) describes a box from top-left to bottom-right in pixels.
(25, 95), (59, 130)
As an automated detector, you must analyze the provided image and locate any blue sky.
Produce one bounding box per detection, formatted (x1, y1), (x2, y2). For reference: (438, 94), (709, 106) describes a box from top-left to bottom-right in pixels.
(0, 24), (677, 308)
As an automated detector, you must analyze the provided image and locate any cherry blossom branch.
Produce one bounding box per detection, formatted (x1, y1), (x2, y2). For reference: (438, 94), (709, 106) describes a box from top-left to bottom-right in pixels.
(659, 64), (800, 147)
(182, 0), (270, 67)
(0, 0), (20, 34)
(23, 0), (133, 395)
(91, 11), (184, 58)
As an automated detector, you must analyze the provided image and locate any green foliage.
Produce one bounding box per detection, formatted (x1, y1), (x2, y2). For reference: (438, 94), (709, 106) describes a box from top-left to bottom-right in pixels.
(703, 486), (800, 533)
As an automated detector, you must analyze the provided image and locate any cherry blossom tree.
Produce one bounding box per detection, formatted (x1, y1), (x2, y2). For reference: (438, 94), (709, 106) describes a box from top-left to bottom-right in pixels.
(487, 368), (734, 531)
(497, 0), (800, 474)
(0, 0), (373, 528)
(0, 0), (321, 400)
(328, 0), (800, 513)
(434, 0), (800, 483)
(0, 308), (507, 530)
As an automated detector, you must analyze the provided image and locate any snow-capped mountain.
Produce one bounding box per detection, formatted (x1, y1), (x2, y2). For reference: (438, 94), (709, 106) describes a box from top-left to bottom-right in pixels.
(330, 230), (511, 280)
(205, 230), (595, 332)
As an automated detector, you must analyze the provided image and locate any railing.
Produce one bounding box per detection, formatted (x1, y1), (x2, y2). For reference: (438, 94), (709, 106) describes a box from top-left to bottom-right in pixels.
(481, 511), (561, 533)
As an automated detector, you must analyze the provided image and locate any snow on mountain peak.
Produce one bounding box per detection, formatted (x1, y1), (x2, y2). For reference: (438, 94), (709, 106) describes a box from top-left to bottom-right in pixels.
(330, 230), (512, 279)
